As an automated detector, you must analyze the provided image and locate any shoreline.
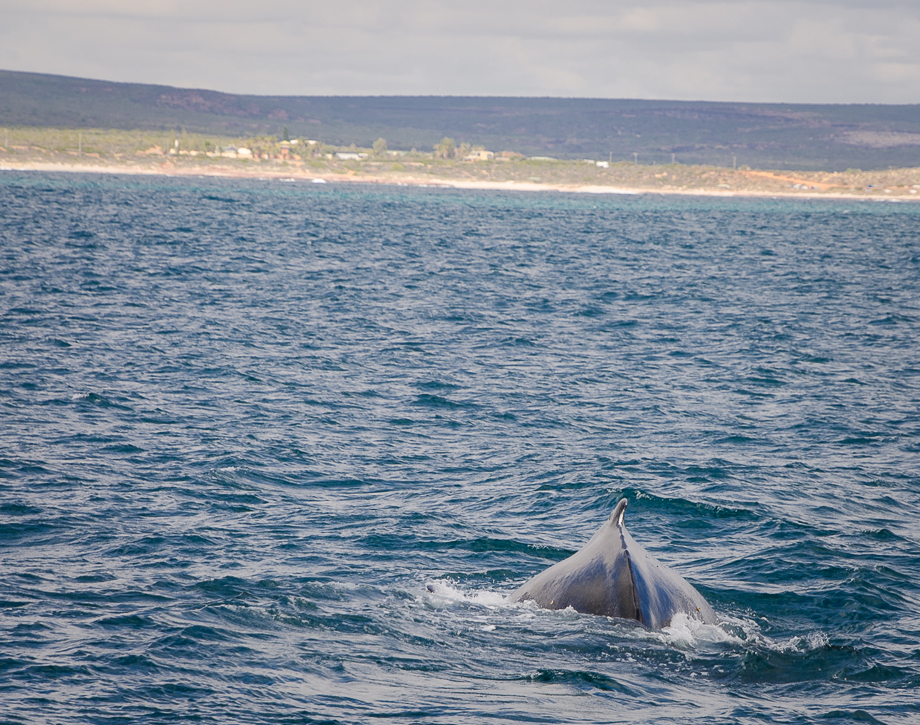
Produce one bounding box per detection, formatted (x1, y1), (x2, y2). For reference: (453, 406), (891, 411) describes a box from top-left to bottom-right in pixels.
(3, 160), (919, 203)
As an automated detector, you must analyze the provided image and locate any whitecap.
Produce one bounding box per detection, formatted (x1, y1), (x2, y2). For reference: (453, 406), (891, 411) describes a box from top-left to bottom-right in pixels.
(424, 580), (509, 609)
(660, 612), (743, 648)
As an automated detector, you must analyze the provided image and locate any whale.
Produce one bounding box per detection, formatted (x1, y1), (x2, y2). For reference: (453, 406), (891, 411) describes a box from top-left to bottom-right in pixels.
(510, 498), (717, 628)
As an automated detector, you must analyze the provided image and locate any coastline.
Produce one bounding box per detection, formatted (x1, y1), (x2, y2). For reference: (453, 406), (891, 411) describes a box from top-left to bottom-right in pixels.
(3, 159), (919, 202)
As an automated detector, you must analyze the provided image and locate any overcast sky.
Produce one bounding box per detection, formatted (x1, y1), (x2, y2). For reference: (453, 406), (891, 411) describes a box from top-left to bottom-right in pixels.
(1, 0), (918, 103)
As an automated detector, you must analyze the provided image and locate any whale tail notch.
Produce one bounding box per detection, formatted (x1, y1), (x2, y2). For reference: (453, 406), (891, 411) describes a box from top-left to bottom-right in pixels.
(608, 498), (628, 527)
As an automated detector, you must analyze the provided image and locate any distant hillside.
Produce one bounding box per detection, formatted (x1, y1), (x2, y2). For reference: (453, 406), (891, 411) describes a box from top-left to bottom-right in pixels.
(2, 69), (919, 170)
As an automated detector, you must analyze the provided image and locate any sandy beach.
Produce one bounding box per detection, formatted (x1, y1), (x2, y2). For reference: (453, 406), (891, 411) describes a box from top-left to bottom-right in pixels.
(3, 158), (919, 202)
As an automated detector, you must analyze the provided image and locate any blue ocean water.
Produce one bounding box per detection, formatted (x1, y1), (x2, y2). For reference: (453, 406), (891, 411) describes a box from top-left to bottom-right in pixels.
(1, 171), (919, 725)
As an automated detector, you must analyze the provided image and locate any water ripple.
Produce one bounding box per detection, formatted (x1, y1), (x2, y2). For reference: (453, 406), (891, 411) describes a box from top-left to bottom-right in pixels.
(1, 172), (919, 724)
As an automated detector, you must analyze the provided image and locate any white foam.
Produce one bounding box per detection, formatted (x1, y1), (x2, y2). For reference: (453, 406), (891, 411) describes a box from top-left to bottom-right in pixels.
(422, 582), (742, 643)
(660, 612), (743, 648)
(424, 580), (510, 609)
(709, 614), (832, 656)
(777, 630), (829, 653)
(422, 581), (834, 658)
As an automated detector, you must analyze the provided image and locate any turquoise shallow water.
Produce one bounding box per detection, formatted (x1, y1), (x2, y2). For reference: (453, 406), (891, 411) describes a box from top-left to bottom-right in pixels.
(1, 172), (919, 724)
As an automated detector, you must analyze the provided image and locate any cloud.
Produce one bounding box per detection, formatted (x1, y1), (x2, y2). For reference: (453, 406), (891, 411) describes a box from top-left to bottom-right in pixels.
(0, 0), (917, 102)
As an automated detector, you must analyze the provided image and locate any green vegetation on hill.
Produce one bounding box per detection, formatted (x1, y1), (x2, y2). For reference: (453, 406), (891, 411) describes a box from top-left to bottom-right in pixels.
(2, 69), (920, 171)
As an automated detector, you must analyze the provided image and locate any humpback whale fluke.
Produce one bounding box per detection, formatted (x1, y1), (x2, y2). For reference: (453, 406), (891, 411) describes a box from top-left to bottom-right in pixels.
(510, 499), (716, 629)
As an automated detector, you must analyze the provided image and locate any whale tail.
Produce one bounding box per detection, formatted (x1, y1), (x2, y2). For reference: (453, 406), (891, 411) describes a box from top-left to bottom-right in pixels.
(511, 496), (718, 628)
